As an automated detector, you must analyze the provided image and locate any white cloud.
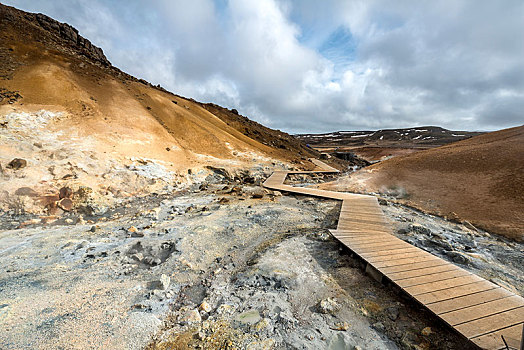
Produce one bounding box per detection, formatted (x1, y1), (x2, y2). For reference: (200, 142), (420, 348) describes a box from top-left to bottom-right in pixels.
(4, 0), (524, 132)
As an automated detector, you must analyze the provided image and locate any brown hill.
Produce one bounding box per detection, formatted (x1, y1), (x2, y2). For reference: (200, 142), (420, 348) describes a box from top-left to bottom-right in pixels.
(320, 126), (524, 241)
(0, 4), (332, 215)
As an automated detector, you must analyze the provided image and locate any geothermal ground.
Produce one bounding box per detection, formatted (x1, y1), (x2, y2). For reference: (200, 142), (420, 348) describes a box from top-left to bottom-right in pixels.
(1, 168), (522, 350)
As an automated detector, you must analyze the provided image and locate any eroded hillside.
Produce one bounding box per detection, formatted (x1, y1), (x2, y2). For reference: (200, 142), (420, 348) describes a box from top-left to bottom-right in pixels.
(320, 126), (524, 241)
(0, 3), (336, 219)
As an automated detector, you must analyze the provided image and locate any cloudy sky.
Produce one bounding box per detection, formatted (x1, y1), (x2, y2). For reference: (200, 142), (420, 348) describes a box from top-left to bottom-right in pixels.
(6, 0), (524, 133)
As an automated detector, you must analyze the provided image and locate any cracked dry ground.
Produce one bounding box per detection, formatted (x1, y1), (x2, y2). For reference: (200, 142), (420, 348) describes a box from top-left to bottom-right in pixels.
(1, 182), (479, 350)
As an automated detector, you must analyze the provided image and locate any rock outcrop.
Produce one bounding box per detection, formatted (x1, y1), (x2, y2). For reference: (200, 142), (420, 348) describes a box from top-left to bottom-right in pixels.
(32, 12), (110, 66)
(0, 4), (110, 67)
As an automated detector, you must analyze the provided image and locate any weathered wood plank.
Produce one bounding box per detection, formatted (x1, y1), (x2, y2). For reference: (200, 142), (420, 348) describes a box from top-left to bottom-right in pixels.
(415, 280), (497, 304)
(360, 247), (421, 258)
(395, 268), (470, 288)
(346, 242), (411, 253)
(470, 323), (524, 350)
(441, 295), (524, 326)
(454, 306), (524, 339)
(405, 275), (484, 296)
(378, 259), (450, 274)
(387, 264), (460, 281)
(373, 254), (440, 269)
(367, 251), (427, 263)
(427, 288), (512, 315)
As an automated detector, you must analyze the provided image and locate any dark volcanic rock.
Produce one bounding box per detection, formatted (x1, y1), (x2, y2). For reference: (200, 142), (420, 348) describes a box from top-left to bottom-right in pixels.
(33, 12), (110, 66)
(7, 158), (27, 170)
(0, 88), (22, 104)
(59, 186), (73, 199)
(57, 198), (73, 211)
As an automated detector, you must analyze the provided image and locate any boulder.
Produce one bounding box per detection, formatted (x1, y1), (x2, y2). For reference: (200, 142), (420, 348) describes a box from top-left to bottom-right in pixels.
(6, 158), (27, 170)
(181, 309), (201, 324)
(446, 251), (471, 265)
(205, 166), (232, 180)
(251, 190), (264, 199)
(331, 321), (350, 331)
(317, 297), (340, 315)
(59, 186), (73, 199)
(421, 327), (432, 336)
(199, 301), (212, 313)
(38, 194), (60, 208)
(57, 198), (73, 211)
(410, 224), (432, 235)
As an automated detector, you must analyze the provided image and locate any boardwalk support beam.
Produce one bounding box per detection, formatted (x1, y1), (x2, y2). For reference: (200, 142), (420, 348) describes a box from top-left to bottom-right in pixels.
(365, 263), (383, 283)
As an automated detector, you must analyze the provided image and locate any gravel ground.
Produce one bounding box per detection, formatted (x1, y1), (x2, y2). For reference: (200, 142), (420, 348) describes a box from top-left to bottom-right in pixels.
(1, 178), (512, 349)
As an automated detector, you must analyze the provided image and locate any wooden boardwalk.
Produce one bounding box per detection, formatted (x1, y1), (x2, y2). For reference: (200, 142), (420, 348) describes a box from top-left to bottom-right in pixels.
(263, 159), (524, 350)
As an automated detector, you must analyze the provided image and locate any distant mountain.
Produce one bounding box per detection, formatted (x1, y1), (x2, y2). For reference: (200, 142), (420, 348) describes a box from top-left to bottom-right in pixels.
(296, 126), (483, 148)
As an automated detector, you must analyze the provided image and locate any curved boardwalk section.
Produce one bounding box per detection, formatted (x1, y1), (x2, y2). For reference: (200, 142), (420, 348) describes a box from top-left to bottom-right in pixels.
(263, 159), (524, 350)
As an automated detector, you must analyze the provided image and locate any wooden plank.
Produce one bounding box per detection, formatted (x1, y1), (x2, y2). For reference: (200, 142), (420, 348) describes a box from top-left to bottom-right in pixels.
(350, 246), (413, 256)
(339, 210), (383, 216)
(387, 264), (460, 281)
(342, 218), (389, 225)
(337, 238), (398, 246)
(348, 243), (413, 254)
(360, 247), (421, 258)
(333, 228), (391, 235)
(427, 287), (512, 315)
(373, 254), (439, 269)
(415, 280), (496, 304)
(332, 231), (392, 237)
(337, 232), (392, 237)
(470, 323), (524, 350)
(337, 225), (392, 232)
(367, 251), (427, 263)
(346, 242), (411, 253)
(343, 238), (405, 247)
(339, 206), (382, 212)
(405, 275), (484, 296)
(342, 216), (388, 223)
(336, 232), (394, 240)
(334, 235), (397, 243)
(441, 295), (524, 326)
(395, 269), (470, 288)
(341, 241), (408, 251)
(338, 209), (384, 215)
(338, 212), (385, 219)
(338, 220), (388, 226)
(454, 306), (524, 339)
(379, 259), (451, 274)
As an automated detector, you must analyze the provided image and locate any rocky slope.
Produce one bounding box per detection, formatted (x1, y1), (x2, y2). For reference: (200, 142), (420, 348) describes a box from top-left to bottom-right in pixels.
(320, 125), (524, 241)
(0, 3), (348, 220)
